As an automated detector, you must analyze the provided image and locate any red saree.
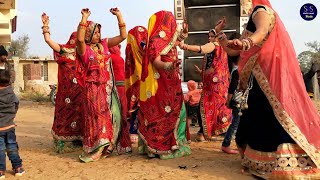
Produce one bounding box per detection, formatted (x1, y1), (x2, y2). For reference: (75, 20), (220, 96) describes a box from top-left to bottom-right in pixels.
(200, 45), (231, 139)
(238, 0), (320, 178)
(109, 45), (131, 153)
(52, 32), (83, 142)
(139, 11), (191, 159)
(76, 21), (113, 153)
(125, 26), (147, 116)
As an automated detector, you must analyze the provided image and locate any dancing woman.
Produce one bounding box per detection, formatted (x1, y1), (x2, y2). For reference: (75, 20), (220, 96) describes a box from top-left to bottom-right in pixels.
(41, 13), (83, 153)
(218, 0), (320, 178)
(76, 7), (126, 162)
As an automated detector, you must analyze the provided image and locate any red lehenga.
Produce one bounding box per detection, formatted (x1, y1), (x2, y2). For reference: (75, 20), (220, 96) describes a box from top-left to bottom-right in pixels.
(51, 32), (83, 152)
(109, 45), (131, 153)
(234, 0), (320, 179)
(76, 21), (115, 160)
(200, 44), (231, 139)
(138, 11), (191, 159)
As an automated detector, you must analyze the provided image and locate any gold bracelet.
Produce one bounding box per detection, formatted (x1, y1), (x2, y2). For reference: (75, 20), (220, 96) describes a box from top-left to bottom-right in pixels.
(78, 25), (86, 30)
(164, 62), (173, 71)
(41, 25), (49, 29)
(42, 30), (50, 35)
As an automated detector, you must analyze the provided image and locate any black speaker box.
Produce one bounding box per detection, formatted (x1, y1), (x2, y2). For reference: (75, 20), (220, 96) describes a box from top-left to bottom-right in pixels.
(183, 57), (203, 82)
(186, 6), (240, 32)
(184, 0), (239, 7)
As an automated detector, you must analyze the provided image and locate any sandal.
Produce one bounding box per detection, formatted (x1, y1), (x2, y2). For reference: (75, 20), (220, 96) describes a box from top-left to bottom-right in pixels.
(101, 146), (114, 158)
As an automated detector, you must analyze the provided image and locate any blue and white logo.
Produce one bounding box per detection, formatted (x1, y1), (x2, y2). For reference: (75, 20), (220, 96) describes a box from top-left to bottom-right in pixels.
(300, 3), (317, 21)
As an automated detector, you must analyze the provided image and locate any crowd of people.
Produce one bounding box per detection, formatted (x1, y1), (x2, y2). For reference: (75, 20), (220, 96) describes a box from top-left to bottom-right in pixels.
(0, 0), (320, 179)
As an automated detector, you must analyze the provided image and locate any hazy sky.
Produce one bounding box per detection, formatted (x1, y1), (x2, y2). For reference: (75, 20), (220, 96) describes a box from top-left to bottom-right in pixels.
(13, 0), (320, 57)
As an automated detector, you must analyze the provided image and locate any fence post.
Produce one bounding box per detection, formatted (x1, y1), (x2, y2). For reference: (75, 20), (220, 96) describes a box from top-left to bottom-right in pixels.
(12, 56), (20, 98)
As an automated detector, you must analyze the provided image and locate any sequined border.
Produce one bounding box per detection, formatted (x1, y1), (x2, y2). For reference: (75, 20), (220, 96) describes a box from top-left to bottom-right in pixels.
(51, 130), (82, 142)
(252, 64), (320, 168)
(137, 102), (185, 155)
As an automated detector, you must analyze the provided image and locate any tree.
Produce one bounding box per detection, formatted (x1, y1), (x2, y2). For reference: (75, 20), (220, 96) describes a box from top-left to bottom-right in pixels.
(305, 41), (320, 63)
(298, 41), (320, 74)
(9, 34), (30, 58)
(298, 51), (313, 74)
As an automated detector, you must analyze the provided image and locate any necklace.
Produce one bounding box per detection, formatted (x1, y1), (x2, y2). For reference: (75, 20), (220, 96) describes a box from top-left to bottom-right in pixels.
(90, 43), (105, 68)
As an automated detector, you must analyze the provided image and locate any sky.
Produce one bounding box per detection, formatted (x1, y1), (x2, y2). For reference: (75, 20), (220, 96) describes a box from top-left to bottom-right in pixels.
(12, 0), (320, 58)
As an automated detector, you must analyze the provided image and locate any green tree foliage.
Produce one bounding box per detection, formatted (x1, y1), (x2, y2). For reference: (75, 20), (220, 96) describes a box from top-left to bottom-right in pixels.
(9, 34), (30, 58)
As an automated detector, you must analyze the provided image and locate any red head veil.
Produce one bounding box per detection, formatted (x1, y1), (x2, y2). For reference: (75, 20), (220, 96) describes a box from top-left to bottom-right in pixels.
(239, 0), (320, 167)
(54, 31), (77, 63)
(125, 26), (148, 88)
(141, 11), (177, 81)
(66, 31), (77, 46)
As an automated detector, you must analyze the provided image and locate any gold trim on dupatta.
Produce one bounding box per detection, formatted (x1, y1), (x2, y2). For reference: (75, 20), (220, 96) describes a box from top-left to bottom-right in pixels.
(252, 64), (320, 168)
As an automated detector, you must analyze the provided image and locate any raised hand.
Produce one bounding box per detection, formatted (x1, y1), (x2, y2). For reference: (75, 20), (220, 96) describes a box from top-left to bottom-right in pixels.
(227, 39), (243, 50)
(110, 7), (121, 16)
(81, 8), (91, 18)
(193, 64), (202, 74)
(41, 13), (49, 26)
(215, 16), (226, 33)
(182, 19), (188, 34)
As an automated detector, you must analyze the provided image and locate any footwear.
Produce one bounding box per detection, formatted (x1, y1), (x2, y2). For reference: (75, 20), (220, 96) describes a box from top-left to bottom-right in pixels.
(14, 167), (25, 177)
(0, 171), (5, 179)
(101, 146), (113, 158)
(221, 146), (239, 154)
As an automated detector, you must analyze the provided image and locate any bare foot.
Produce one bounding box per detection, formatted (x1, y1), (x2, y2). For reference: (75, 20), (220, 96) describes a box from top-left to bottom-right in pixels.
(221, 146), (239, 154)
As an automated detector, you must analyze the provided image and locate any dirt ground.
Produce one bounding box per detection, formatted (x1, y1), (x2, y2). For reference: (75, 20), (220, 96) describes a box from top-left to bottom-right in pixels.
(5, 101), (264, 180)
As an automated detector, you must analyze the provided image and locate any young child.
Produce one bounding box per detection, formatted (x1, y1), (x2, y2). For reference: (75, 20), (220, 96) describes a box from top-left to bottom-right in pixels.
(0, 68), (25, 178)
(0, 46), (15, 85)
(221, 32), (241, 154)
(184, 80), (202, 127)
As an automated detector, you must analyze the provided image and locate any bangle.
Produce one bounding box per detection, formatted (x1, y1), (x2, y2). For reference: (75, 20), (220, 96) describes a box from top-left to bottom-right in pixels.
(41, 25), (49, 29)
(42, 29), (50, 35)
(118, 23), (126, 28)
(217, 32), (227, 41)
(247, 37), (254, 47)
(164, 62), (173, 71)
(177, 33), (187, 42)
(78, 25), (86, 30)
(79, 22), (88, 27)
(198, 46), (202, 53)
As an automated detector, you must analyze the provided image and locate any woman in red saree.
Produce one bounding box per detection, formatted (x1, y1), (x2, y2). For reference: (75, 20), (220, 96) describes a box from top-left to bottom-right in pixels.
(125, 26), (148, 143)
(76, 8), (126, 163)
(218, 0), (320, 179)
(139, 11), (191, 159)
(109, 45), (132, 153)
(41, 13), (83, 153)
(180, 23), (232, 141)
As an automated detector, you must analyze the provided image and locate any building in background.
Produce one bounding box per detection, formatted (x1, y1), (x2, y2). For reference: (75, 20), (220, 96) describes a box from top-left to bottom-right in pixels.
(0, 0), (17, 45)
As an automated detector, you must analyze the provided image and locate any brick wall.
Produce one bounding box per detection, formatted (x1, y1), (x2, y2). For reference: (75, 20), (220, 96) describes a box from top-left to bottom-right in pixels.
(23, 64), (41, 80)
